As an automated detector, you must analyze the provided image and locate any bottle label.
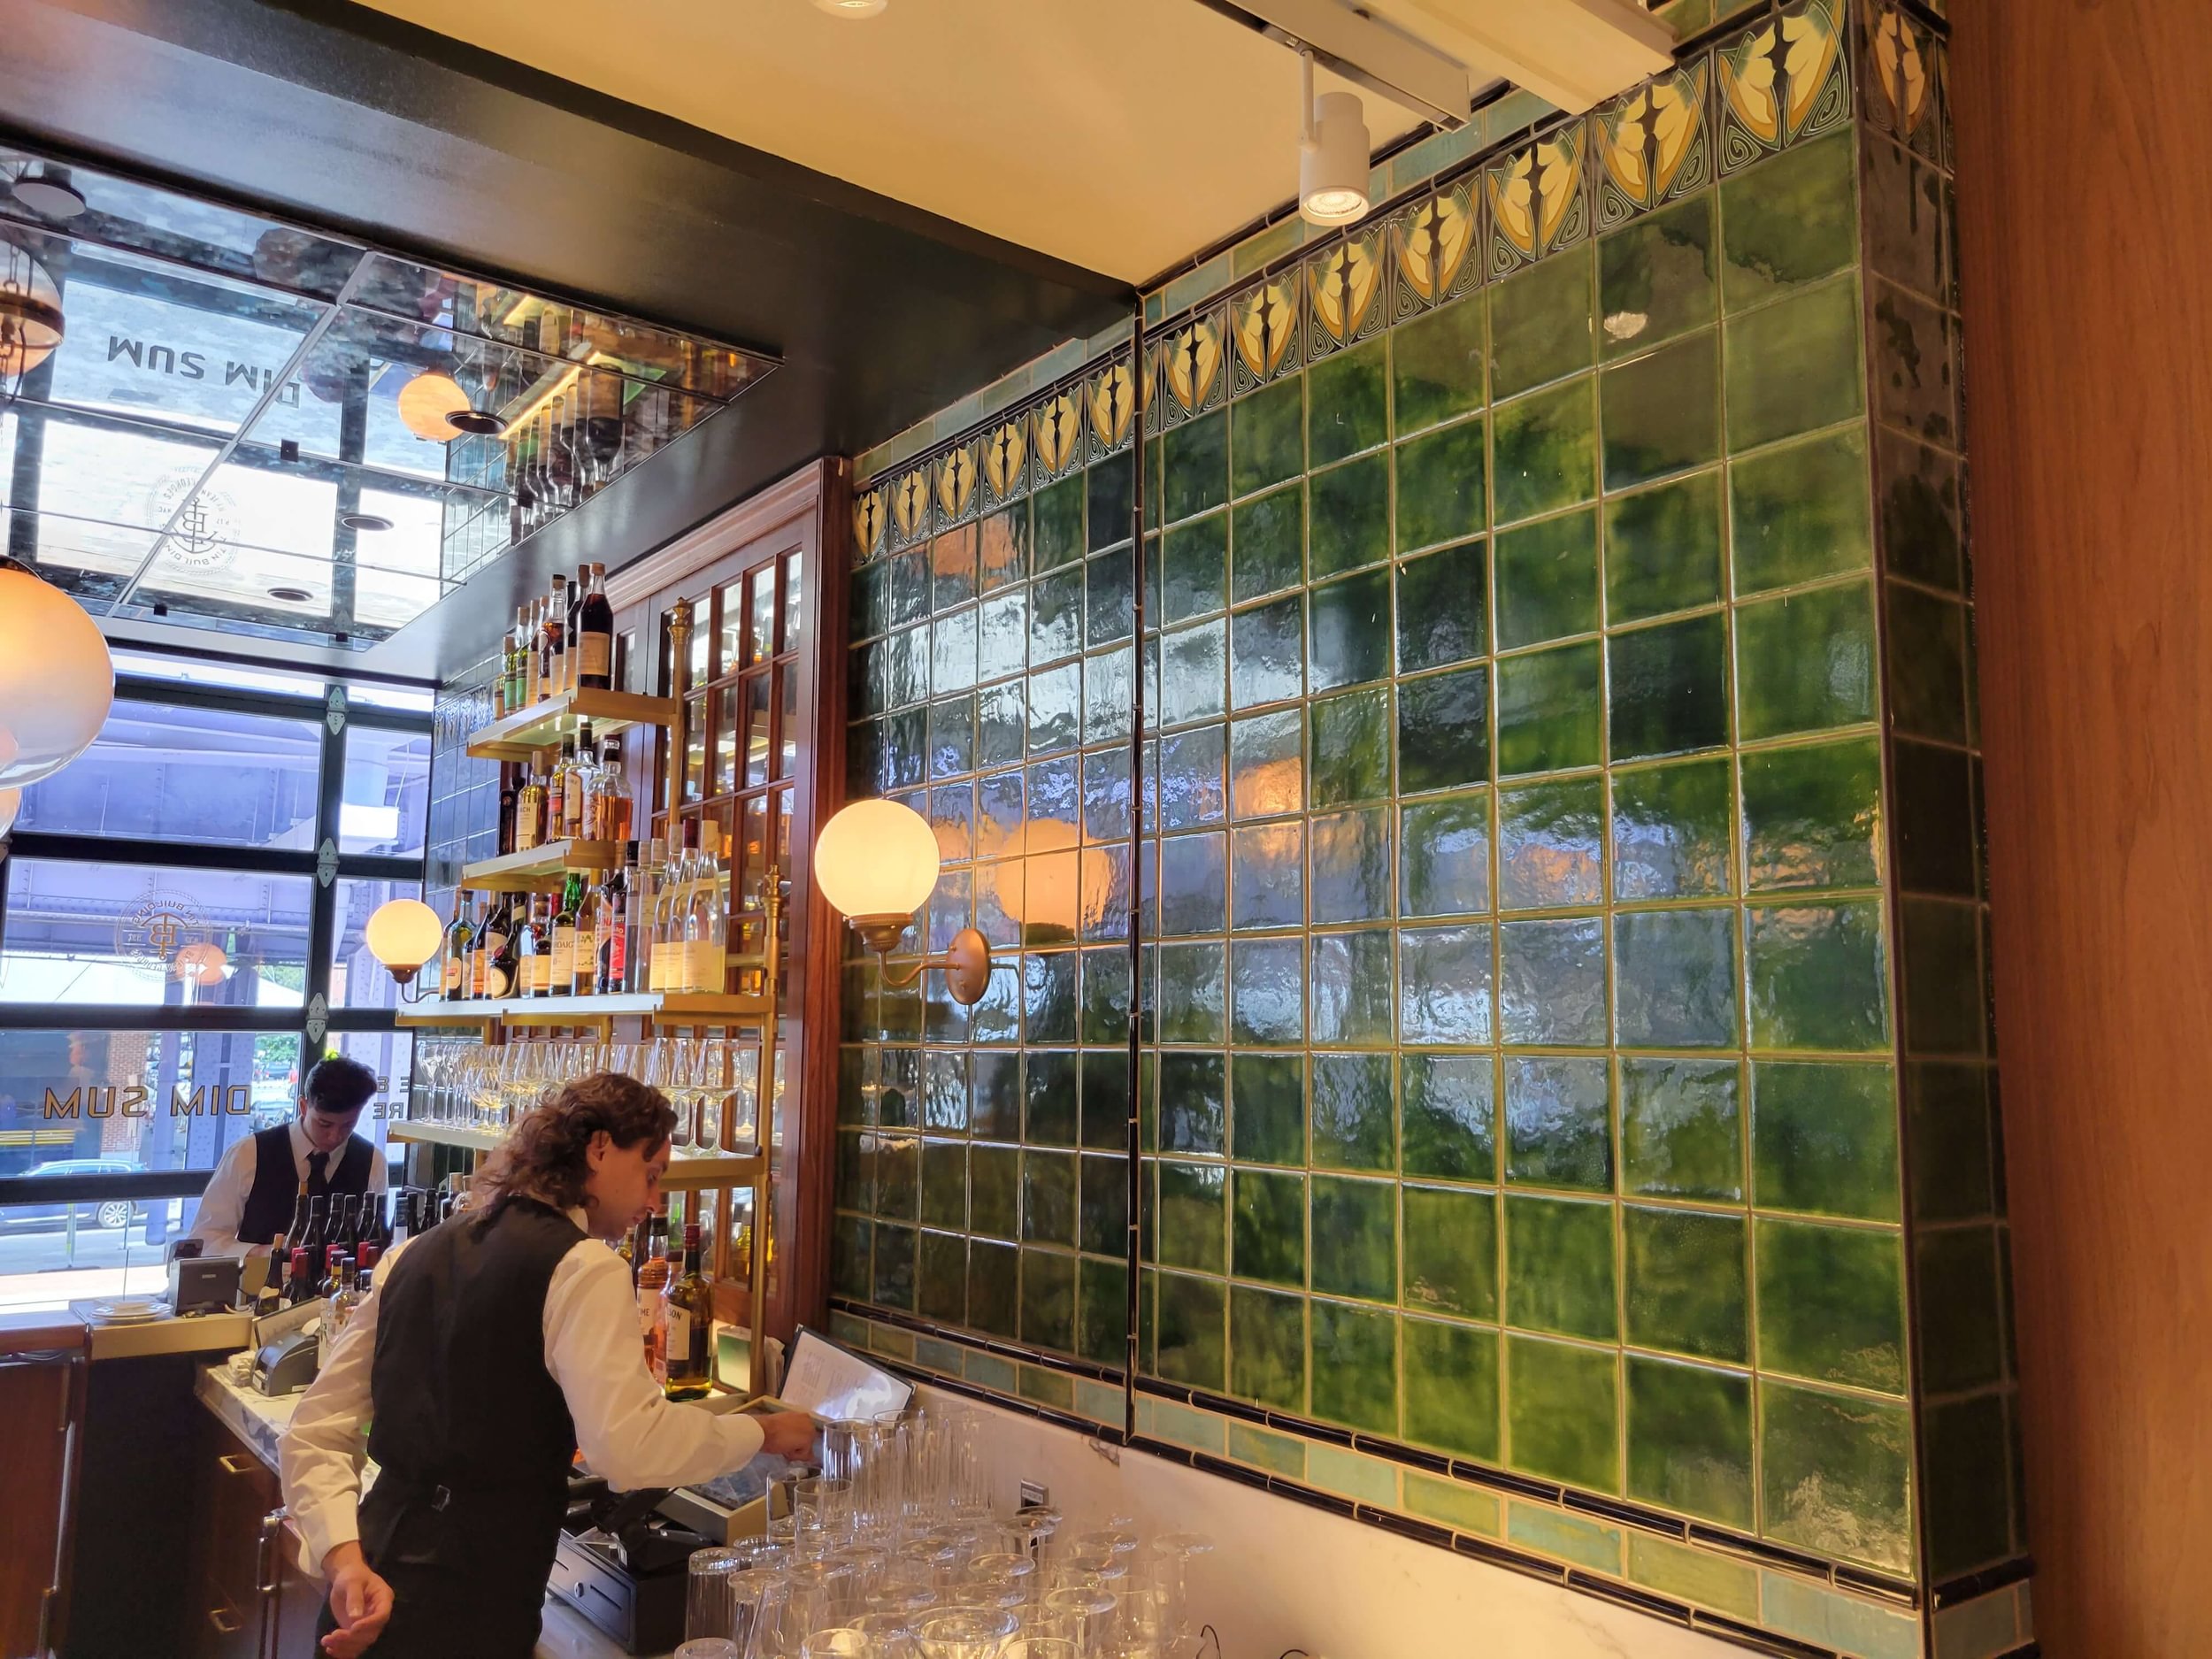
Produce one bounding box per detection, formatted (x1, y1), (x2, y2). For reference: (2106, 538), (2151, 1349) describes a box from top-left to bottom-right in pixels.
(442, 956), (462, 995)
(579, 633), (611, 679)
(664, 1304), (691, 1366)
(526, 952), (551, 995)
(649, 943), (669, 994)
(550, 926), (578, 987)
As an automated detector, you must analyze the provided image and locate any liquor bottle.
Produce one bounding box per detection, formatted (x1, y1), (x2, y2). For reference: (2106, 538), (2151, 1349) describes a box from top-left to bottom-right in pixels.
(520, 894), (549, 997)
(497, 772), (519, 856)
(287, 1248), (316, 1307)
(596, 841), (634, 995)
(563, 723), (595, 840)
(578, 562), (615, 691)
(331, 1259), (364, 1337)
(551, 872), (586, 997)
(543, 575), (568, 695)
(509, 605), (530, 712)
(565, 565), (588, 694)
(650, 824), (694, 993)
(593, 736), (633, 842)
(661, 1222), (713, 1392)
(636, 1245), (671, 1384)
(480, 894), (518, 1000)
(682, 823), (726, 995)
(441, 893), (472, 999)
(528, 597), (549, 704)
(631, 839), (663, 994)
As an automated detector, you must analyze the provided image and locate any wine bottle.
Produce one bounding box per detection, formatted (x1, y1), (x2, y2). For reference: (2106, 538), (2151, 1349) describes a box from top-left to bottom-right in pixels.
(517, 764), (546, 853)
(497, 772), (518, 857)
(596, 841), (634, 995)
(256, 1250), (286, 1317)
(661, 1222), (713, 1392)
(566, 564), (589, 694)
(520, 894), (549, 997)
(298, 1194), (328, 1263)
(579, 562), (614, 691)
(551, 872), (586, 996)
(441, 893), (472, 999)
(481, 894), (518, 1000)
(287, 1248), (315, 1307)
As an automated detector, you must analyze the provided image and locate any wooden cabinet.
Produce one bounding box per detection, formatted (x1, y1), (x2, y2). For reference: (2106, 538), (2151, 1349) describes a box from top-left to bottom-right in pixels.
(188, 1417), (283, 1659)
(0, 1345), (83, 1659)
(264, 1515), (326, 1659)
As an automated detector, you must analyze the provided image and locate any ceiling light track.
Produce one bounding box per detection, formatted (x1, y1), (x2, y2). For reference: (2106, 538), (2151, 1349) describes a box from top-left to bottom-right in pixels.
(1187, 0), (1473, 129)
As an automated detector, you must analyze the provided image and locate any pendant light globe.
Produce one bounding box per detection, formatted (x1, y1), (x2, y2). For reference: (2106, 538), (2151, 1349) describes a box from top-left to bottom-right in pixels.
(0, 557), (113, 789)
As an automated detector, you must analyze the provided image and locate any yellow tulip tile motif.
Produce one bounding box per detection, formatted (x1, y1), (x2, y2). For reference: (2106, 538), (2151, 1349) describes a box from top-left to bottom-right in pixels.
(933, 441), (979, 528)
(1393, 183), (1479, 316)
(1229, 273), (1301, 396)
(1595, 60), (1711, 228)
(888, 465), (932, 549)
(852, 485), (888, 562)
(1032, 388), (1082, 482)
(980, 414), (1028, 510)
(1486, 123), (1589, 277)
(1159, 308), (1225, 426)
(1862, 0), (1941, 161)
(1087, 355), (1141, 455)
(1304, 226), (1386, 361)
(1717, 0), (1851, 174)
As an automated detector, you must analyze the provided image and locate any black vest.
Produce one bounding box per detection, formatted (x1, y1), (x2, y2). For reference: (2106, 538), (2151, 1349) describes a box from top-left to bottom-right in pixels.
(237, 1124), (373, 1245)
(359, 1199), (584, 1608)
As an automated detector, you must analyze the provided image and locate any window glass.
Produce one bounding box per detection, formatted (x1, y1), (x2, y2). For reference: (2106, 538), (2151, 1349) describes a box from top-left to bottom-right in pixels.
(348, 683), (435, 713)
(16, 699), (322, 850)
(109, 649), (326, 701)
(0, 1196), (185, 1310)
(0, 859), (313, 1007)
(323, 1029), (414, 1163)
(341, 726), (432, 856)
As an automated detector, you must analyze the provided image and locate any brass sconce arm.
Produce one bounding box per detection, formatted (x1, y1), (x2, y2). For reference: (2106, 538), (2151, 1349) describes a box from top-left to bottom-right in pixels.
(849, 917), (992, 1006)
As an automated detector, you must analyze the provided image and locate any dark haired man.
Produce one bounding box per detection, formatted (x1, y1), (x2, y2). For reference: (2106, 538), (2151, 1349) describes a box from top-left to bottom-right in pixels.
(186, 1055), (386, 1257)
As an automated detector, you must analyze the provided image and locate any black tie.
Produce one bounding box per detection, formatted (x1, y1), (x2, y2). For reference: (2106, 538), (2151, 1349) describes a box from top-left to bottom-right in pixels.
(307, 1149), (330, 1196)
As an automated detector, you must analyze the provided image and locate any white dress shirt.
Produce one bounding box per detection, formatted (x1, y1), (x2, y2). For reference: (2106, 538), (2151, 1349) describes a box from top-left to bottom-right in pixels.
(185, 1119), (388, 1258)
(279, 1207), (766, 1577)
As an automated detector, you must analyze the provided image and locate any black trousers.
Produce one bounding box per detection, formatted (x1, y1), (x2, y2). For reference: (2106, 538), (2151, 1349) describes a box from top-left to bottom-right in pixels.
(313, 1557), (544, 1658)
(314, 1477), (561, 1658)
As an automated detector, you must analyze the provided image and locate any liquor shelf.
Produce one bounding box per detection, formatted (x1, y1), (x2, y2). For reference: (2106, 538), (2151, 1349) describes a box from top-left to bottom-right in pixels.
(465, 687), (677, 762)
(457, 837), (624, 891)
(396, 989), (773, 1029)
(388, 1121), (764, 1191)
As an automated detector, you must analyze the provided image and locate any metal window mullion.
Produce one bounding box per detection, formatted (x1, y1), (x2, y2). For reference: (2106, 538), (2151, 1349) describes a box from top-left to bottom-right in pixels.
(304, 700), (346, 1051)
(2, 832), (320, 878)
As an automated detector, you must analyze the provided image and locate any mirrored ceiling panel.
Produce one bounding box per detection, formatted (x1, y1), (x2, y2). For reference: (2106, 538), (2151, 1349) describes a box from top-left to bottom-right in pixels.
(0, 146), (778, 648)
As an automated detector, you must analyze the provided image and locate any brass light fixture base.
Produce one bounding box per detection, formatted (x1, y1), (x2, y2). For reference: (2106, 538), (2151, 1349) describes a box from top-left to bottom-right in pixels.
(856, 918), (994, 1007)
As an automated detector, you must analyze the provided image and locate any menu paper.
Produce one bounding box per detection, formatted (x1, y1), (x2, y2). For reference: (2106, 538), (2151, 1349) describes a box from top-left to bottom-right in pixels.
(780, 1327), (912, 1422)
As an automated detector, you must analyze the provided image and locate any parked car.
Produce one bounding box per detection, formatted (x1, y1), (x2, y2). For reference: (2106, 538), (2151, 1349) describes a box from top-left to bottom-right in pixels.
(0, 1157), (151, 1233)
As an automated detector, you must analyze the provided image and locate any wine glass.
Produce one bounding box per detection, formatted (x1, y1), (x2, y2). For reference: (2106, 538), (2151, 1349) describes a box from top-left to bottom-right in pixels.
(1147, 1534), (1211, 1644)
(695, 1040), (728, 1152)
(913, 1609), (1018, 1659)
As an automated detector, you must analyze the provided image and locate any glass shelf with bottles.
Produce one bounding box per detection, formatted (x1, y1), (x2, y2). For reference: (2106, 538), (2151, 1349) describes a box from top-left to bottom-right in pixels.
(467, 562), (674, 760)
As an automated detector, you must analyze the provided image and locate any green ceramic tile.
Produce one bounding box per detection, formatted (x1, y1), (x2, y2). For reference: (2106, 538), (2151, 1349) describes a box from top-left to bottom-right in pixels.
(1313, 686), (1394, 807)
(1156, 941), (1225, 1042)
(1724, 276), (1864, 451)
(1396, 419), (1489, 554)
(1601, 332), (1721, 492)
(1611, 757), (1732, 901)
(1505, 1194), (1617, 1340)
(1403, 1316), (1501, 1461)
(1019, 1249), (1077, 1353)
(1494, 379), (1599, 525)
(1905, 1062), (1993, 1224)
(1159, 831), (1227, 937)
(1746, 900), (1892, 1053)
(1607, 472), (1724, 626)
(1310, 1299), (1400, 1434)
(1620, 1057), (1744, 1202)
(1229, 1421), (1307, 1478)
(1863, 129), (1945, 303)
(1489, 245), (1595, 399)
(1614, 907), (1741, 1048)
(1507, 1334), (1620, 1491)
(1231, 1166), (1307, 1287)
(1164, 408), (1229, 525)
(1034, 472), (1086, 571)
(1924, 1393), (2013, 1578)
(1230, 1283), (1308, 1410)
(1609, 612), (1729, 762)
(967, 1237), (1018, 1336)
(1309, 567), (1393, 691)
(1755, 1217), (1907, 1394)
(1401, 1053), (1497, 1182)
(1310, 452), (1392, 577)
(1402, 1184), (1499, 1320)
(1154, 1270), (1226, 1389)
(1312, 1174), (1398, 1302)
(1877, 430), (1962, 593)
(1496, 641), (1603, 776)
(1018, 1363), (1075, 1412)
(1160, 619), (1225, 730)
(1871, 284), (1956, 446)
(1162, 511), (1228, 625)
(1624, 1356), (1755, 1529)
(1916, 1226), (2005, 1394)
(1720, 130), (1859, 315)
(1885, 582), (1970, 746)
(1508, 1502), (1623, 1573)
(1734, 580), (1878, 739)
(1030, 567), (1081, 664)
(1231, 822), (1304, 932)
(1079, 1149), (1128, 1255)
(1232, 373), (1305, 499)
(832, 1214), (871, 1300)
(1312, 929), (1394, 1047)
(1403, 1471), (1502, 1535)
(920, 1140), (967, 1230)
(1233, 482), (1306, 602)
(1902, 899), (1984, 1057)
(1156, 1159), (1225, 1272)
(1026, 1049), (1079, 1144)
(1233, 936), (1308, 1047)
(1090, 450), (1134, 550)
(1078, 1256), (1126, 1366)
(1309, 334), (1389, 466)
(1500, 918), (1606, 1047)
(1627, 1534), (1759, 1621)
(1023, 1148), (1077, 1246)
(1599, 193), (1717, 361)
(1752, 1061), (1901, 1221)
(1393, 297), (1487, 435)
(1397, 667), (1489, 795)
(1624, 1205), (1749, 1363)
(875, 1133), (919, 1218)
(1730, 427), (1873, 594)
(918, 1229), (966, 1324)
(1311, 806), (1392, 925)
(1231, 595), (1303, 710)
(1232, 1053), (1307, 1165)
(1230, 709), (1304, 819)
(1396, 537), (1489, 672)
(1495, 506), (1600, 649)
(970, 1142), (1020, 1239)
(1157, 1051), (1226, 1153)
(1741, 735), (1884, 892)
(1890, 739), (1977, 897)
(1498, 777), (1603, 910)
(1503, 1054), (1610, 1190)
(1760, 1379), (1914, 1572)
(1402, 791), (1493, 918)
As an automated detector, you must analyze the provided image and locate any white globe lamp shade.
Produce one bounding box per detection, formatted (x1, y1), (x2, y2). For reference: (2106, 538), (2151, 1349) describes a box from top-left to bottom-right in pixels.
(396, 371), (472, 442)
(0, 787), (18, 838)
(365, 897), (445, 986)
(172, 941), (229, 987)
(815, 798), (941, 946)
(0, 557), (113, 788)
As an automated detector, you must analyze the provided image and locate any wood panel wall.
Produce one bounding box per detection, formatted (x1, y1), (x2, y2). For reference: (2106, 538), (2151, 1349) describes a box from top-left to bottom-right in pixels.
(1949, 2), (2212, 1651)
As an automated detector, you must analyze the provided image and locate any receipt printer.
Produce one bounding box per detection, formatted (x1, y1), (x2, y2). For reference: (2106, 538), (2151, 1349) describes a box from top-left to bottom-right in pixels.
(168, 1254), (242, 1316)
(253, 1328), (320, 1397)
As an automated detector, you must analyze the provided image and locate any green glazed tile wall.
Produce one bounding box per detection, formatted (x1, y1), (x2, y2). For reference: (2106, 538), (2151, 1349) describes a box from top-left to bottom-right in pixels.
(837, 1), (2024, 1652)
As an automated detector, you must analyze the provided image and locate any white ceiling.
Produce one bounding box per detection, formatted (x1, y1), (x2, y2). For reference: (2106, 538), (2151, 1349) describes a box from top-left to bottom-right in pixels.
(350, 0), (1434, 282)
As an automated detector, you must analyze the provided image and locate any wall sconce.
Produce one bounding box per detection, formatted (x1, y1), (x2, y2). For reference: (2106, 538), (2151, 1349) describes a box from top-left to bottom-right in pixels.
(0, 555), (113, 789)
(365, 897), (446, 1000)
(814, 799), (991, 1005)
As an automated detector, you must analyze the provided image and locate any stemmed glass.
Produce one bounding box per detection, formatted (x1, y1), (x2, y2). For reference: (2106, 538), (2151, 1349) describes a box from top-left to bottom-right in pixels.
(914, 1609), (1018, 1659)
(695, 1041), (728, 1152)
(1148, 1534), (1211, 1645)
